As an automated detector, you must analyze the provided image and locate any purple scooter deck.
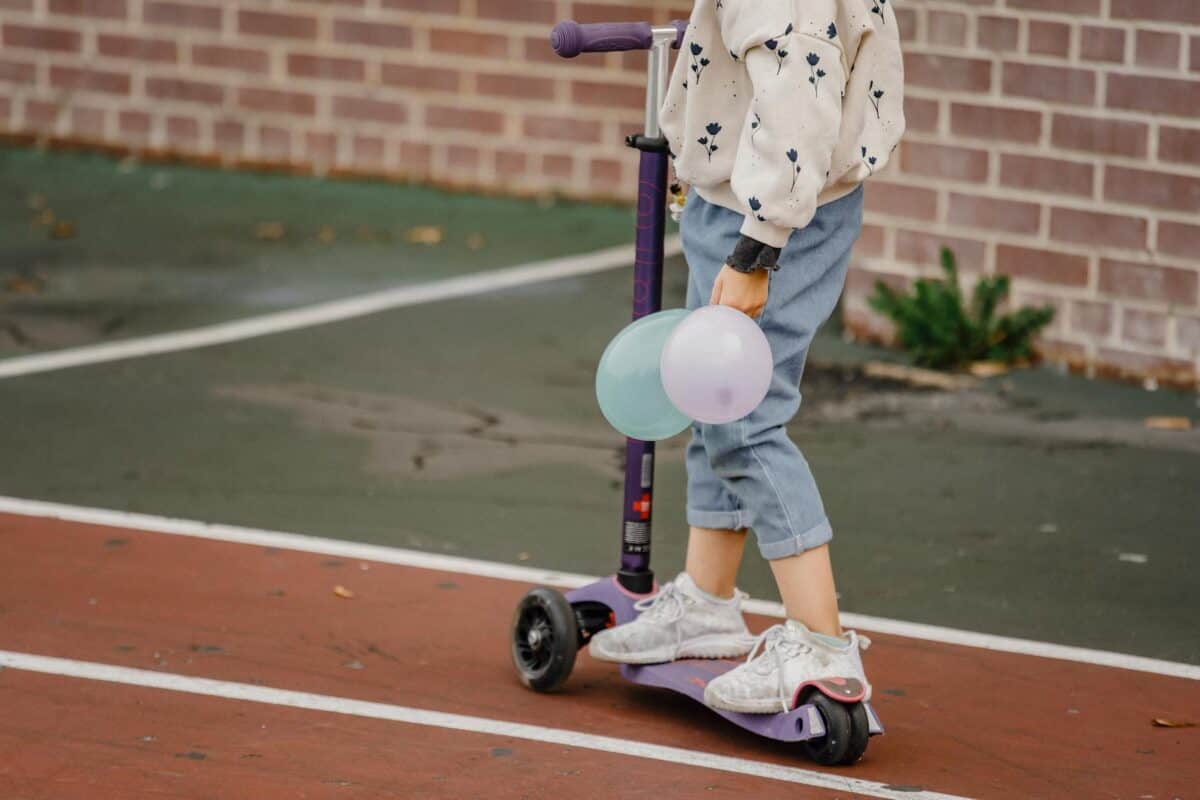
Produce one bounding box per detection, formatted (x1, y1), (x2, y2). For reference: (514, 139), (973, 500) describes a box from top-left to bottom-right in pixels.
(565, 577), (884, 743)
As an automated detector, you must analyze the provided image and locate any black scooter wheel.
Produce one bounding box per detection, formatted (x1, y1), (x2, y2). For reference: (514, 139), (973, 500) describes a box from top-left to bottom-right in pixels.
(511, 587), (579, 692)
(838, 701), (870, 766)
(801, 690), (855, 766)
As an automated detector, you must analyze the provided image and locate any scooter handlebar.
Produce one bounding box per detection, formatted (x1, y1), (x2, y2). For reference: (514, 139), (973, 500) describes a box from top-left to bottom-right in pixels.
(550, 19), (686, 58)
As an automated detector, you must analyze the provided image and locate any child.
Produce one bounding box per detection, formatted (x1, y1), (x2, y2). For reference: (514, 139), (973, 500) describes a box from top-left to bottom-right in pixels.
(588, 0), (904, 714)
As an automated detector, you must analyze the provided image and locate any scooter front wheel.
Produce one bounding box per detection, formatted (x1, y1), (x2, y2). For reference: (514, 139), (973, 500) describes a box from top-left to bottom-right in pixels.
(802, 690), (870, 766)
(511, 587), (579, 692)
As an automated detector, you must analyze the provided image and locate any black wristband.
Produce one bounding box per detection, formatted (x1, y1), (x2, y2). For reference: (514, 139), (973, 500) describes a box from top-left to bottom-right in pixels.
(727, 234), (765, 273)
(756, 245), (782, 271)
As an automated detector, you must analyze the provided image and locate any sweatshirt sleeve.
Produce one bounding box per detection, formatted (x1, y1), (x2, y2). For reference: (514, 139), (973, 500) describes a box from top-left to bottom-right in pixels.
(721, 3), (846, 249)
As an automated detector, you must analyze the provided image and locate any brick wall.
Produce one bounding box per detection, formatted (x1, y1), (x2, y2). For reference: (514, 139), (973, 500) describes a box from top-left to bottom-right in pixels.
(1, 0), (1197, 385)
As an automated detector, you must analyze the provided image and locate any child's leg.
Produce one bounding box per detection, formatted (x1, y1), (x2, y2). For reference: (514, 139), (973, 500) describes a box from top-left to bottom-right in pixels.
(769, 544), (841, 636)
(684, 525), (747, 599)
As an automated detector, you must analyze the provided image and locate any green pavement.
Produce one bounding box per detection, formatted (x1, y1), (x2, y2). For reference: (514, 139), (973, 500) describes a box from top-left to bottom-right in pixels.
(2, 149), (1198, 663)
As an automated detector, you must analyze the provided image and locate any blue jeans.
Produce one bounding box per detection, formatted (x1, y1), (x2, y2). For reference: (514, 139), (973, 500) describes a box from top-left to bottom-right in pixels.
(679, 186), (863, 560)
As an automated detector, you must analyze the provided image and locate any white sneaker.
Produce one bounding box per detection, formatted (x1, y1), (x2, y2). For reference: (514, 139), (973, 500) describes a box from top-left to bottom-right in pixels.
(703, 620), (871, 714)
(588, 573), (757, 664)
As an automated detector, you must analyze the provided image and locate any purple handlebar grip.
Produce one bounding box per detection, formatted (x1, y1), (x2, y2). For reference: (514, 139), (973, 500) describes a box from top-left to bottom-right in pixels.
(551, 19), (686, 57)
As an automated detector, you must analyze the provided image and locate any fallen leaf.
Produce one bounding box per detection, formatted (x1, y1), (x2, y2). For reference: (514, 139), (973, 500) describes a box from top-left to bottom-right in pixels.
(517, 552), (532, 562)
(49, 221), (76, 240)
(1151, 718), (1196, 728)
(254, 222), (285, 241)
(1118, 552), (1148, 564)
(333, 585), (354, 599)
(862, 361), (978, 391)
(34, 208), (55, 226)
(1144, 416), (1192, 431)
(466, 232), (485, 250)
(3, 274), (45, 294)
(405, 225), (444, 245)
(317, 225), (336, 244)
(26, 193), (46, 211)
(968, 361), (1009, 378)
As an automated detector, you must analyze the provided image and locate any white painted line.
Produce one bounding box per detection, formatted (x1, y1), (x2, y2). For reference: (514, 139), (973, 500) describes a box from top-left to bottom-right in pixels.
(1, 494), (1197, 682)
(0, 237), (681, 380)
(0, 649), (970, 800)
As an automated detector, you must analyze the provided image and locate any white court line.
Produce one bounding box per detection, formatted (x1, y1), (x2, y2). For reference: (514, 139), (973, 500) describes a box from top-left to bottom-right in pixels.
(0, 650), (969, 800)
(0, 237), (681, 380)
(2, 495), (1197, 681)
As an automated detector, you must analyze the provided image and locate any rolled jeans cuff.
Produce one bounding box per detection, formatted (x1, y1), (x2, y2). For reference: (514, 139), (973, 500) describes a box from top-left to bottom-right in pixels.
(686, 506), (747, 532)
(756, 518), (833, 561)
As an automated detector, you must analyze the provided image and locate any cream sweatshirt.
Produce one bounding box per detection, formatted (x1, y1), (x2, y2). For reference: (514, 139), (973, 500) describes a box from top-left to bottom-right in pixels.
(660, 0), (905, 252)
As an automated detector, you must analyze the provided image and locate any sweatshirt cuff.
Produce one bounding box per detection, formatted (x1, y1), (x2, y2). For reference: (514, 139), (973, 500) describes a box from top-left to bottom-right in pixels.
(739, 215), (793, 249)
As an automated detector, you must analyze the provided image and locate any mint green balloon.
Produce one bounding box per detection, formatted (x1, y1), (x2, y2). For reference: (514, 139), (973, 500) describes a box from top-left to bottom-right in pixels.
(596, 309), (691, 441)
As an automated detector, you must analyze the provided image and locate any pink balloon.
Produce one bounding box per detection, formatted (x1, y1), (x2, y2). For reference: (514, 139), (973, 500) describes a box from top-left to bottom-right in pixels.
(660, 305), (773, 424)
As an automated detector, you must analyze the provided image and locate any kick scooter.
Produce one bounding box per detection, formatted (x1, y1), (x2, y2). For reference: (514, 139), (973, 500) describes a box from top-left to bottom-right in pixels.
(510, 18), (883, 767)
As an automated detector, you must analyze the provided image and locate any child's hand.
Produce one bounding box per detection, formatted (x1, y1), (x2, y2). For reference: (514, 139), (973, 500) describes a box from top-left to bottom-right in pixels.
(710, 265), (769, 319)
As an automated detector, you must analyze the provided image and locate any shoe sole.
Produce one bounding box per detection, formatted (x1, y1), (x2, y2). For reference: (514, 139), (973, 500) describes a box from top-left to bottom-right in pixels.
(589, 633), (757, 665)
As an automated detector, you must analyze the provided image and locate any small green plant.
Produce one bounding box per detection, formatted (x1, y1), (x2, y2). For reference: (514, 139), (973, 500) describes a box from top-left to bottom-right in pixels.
(869, 247), (1055, 370)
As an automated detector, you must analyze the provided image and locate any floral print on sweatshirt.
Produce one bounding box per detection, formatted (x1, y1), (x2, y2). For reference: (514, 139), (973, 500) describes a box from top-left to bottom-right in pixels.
(659, 0), (906, 248)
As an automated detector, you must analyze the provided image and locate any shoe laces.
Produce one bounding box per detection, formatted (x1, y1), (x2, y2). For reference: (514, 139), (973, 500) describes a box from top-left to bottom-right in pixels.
(633, 582), (693, 624)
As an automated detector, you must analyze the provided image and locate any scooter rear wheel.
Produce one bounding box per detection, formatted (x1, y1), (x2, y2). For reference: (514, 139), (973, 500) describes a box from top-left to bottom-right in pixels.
(511, 587), (578, 692)
(802, 690), (866, 766)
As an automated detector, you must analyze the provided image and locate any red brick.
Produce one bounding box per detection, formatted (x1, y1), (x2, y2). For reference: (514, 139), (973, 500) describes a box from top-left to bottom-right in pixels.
(895, 230), (987, 270)
(1177, 317), (1200, 351)
(23, 98), (59, 129)
(856, 224), (886, 258)
(48, 0), (126, 19)
(1007, 0), (1098, 13)
(988, 247), (1094, 291)
(382, 0), (459, 12)
(1051, 207), (1147, 250)
(590, 157), (623, 185)
(166, 114), (199, 142)
(425, 104), (504, 134)
(1192, 36), (1200, 72)
(977, 16), (1019, 52)
(1028, 21), (1070, 58)
(1099, 259), (1198, 304)
(951, 103), (1042, 143)
(69, 105), (106, 138)
(999, 154), (1093, 198)
(0, 97), (8, 122)
(97, 33), (177, 62)
(238, 9), (317, 40)
(287, 53), (365, 82)
(475, 0), (554, 24)
(948, 194), (1041, 235)
(903, 97), (939, 133)
(494, 149), (527, 176)
(400, 141), (432, 173)
(303, 130), (337, 162)
(430, 28), (509, 58)
(1080, 26), (1126, 63)
(543, 153), (573, 179)
(1105, 166), (1200, 213)
(1158, 221), (1200, 260)
(1070, 301), (1113, 336)
(2, 23), (81, 53)
(0, 59), (36, 84)
(900, 141), (988, 182)
(214, 119), (244, 151)
(1108, 73), (1200, 116)
(893, 6), (917, 38)
(191, 44), (269, 74)
(570, 79), (643, 109)
(260, 125), (291, 159)
(1003, 62), (1096, 106)
(119, 109), (150, 136)
(50, 65), (131, 95)
(572, 3), (648, 23)
(146, 76), (222, 105)
(143, 1), (221, 31)
(1112, 0), (1200, 25)
(237, 87), (315, 116)
(447, 144), (480, 169)
(0, 0), (32, 10)
(1135, 30), (1181, 70)
(927, 11), (967, 47)
(333, 19), (413, 49)
(1154, 124), (1200, 165)
(477, 72), (555, 100)
(381, 64), (461, 92)
(352, 134), (384, 164)
(864, 182), (939, 221)
(1050, 113), (1147, 157)
(523, 114), (603, 143)
(904, 53), (991, 92)
(1097, 347), (1194, 381)
(1122, 309), (1168, 347)
(331, 95), (407, 125)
